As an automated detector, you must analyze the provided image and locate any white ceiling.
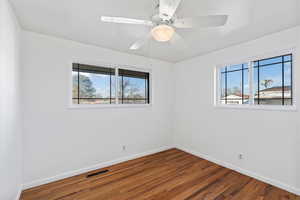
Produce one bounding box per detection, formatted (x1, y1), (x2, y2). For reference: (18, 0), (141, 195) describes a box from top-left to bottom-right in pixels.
(10, 0), (300, 63)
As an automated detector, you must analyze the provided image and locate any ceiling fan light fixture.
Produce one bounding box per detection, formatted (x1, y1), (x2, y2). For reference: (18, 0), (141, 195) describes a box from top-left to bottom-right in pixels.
(151, 25), (175, 42)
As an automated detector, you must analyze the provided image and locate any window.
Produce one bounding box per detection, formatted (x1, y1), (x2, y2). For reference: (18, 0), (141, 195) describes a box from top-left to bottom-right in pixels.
(220, 63), (249, 105)
(254, 55), (293, 105)
(217, 53), (293, 108)
(72, 63), (150, 106)
(118, 69), (150, 104)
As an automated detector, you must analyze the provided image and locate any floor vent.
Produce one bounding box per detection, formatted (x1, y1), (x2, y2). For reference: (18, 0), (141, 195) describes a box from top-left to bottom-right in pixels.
(86, 170), (109, 178)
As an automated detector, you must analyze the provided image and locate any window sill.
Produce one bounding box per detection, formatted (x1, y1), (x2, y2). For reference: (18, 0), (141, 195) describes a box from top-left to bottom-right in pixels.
(68, 104), (152, 110)
(214, 104), (297, 112)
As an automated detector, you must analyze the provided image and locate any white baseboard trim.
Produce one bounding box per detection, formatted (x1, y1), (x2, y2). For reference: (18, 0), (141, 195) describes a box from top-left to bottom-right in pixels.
(15, 185), (23, 200)
(176, 145), (300, 196)
(23, 145), (173, 190)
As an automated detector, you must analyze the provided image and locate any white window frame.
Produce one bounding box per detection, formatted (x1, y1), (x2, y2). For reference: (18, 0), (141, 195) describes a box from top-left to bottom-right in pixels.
(215, 48), (297, 111)
(68, 60), (152, 109)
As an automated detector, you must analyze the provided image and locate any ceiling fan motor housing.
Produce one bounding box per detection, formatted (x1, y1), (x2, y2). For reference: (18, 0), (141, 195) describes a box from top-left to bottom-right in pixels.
(153, 0), (175, 25)
(152, 14), (175, 26)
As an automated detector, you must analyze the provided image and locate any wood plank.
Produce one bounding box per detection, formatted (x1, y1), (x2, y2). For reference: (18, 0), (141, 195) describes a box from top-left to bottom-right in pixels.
(20, 149), (299, 200)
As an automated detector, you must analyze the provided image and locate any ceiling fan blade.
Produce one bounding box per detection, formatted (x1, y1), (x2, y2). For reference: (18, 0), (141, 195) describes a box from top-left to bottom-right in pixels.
(174, 15), (228, 29)
(101, 16), (153, 26)
(130, 34), (151, 50)
(159, 0), (182, 20)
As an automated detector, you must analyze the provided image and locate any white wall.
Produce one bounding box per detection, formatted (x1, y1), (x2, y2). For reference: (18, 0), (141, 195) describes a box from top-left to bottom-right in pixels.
(17, 14), (300, 196)
(0, 0), (22, 199)
(21, 31), (173, 187)
(173, 26), (300, 194)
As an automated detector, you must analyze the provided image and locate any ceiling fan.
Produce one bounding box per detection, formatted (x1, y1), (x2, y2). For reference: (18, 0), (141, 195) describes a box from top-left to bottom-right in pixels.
(101, 0), (228, 50)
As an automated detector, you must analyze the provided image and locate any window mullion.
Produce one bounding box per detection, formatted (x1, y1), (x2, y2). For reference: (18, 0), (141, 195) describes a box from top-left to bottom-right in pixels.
(225, 67), (227, 104)
(257, 61), (260, 105)
(282, 56), (285, 105)
(241, 64), (244, 104)
(248, 61), (254, 105)
(77, 64), (80, 104)
(122, 75), (124, 104)
(147, 74), (150, 104)
(291, 54), (293, 105)
(110, 70), (112, 104)
(144, 75), (147, 104)
(115, 67), (119, 104)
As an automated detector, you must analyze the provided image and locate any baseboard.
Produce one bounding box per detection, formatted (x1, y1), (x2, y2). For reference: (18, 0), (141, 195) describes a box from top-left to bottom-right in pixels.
(176, 145), (300, 196)
(23, 145), (173, 190)
(22, 145), (300, 195)
(15, 185), (23, 200)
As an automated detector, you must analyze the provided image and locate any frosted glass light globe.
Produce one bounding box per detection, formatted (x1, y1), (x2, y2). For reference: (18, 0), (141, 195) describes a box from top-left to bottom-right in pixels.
(151, 25), (175, 42)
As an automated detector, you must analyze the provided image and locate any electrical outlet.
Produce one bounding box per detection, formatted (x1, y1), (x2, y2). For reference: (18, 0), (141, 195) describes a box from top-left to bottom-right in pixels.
(238, 154), (243, 160)
(122, 145), (126, 151)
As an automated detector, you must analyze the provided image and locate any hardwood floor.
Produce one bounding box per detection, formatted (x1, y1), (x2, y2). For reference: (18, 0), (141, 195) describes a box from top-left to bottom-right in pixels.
(21, 149), (299, 200)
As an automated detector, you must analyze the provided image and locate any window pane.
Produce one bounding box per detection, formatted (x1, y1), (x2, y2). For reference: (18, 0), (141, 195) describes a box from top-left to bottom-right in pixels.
(227, 64), (243, 72)
(253, 61), (258, 67)
(78, 72), (97, 98)
(79, 99), (113, 104)
(253, 67), (259, 104)
(72, 64), (116, 104)
(78, 72), (116, 104)
(284, 62), (292, 105)
(259, 56), (282, 66)
(72, 71), (79, 100)
(220, 72), (226, 104)
(226, 70), (242, 105)
(72, 99), (79, 104)
(243, 67), (250, 104)
(284, 55), (292, 62)
(119, 76), (148, 104)
(118, 69), (149, 104)
(258, 63), (283, 105)
(219, 64), (248, 105)
(111, 76), (116, 101)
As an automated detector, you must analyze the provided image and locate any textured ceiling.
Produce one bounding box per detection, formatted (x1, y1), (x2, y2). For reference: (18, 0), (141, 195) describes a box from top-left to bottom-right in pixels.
(10, 0), (300, 63)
